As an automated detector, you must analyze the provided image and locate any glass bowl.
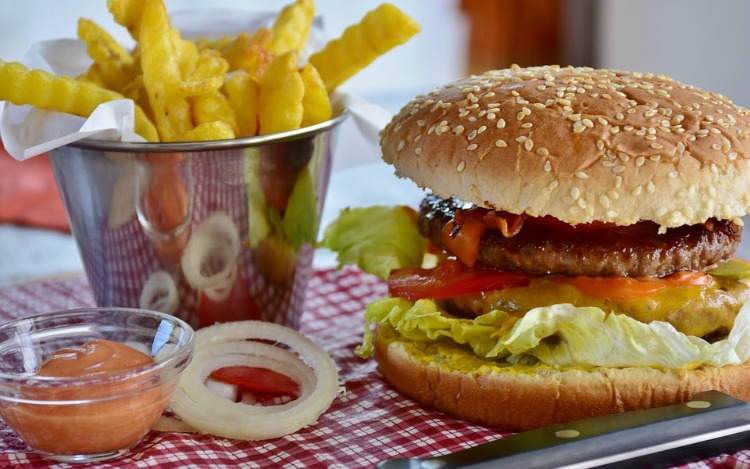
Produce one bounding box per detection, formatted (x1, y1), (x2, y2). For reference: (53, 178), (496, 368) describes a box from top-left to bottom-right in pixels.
(0, 307), (195, 463)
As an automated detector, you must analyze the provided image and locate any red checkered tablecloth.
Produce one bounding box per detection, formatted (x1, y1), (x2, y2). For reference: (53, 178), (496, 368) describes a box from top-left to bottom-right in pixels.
(1, 268), (750, 468)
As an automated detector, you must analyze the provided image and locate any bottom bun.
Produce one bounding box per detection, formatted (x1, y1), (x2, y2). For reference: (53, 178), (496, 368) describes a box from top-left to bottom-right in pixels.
(373, 324), (750, 431)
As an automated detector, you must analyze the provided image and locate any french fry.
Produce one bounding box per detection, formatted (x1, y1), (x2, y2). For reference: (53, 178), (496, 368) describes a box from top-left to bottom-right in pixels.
(76, 62), (107, 87)
(300, 62), (331, 127)
(190, 90), (238, 135)
(185, 121), (236, 141)
(179, 49), (228, 97)
(0, 61), (158, 142)
(308, 3), (420, 92)
(220, 29), (274, 77)
(268, 0), (315, 54)
(77, 17), (137, 92)
(258, 50), (304, 135)
(194, 36), (233, 52)
(139, 0), (193, 141)
(225, 70), (259, 137)
(106, 0), (145, 41)
(172, 28), (199, 80)
(120, 74), (155, 123)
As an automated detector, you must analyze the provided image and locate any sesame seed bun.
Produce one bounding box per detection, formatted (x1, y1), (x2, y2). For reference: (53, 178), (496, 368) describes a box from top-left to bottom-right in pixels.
(381, 65), (750, 228)
(374, 324), (750, 432)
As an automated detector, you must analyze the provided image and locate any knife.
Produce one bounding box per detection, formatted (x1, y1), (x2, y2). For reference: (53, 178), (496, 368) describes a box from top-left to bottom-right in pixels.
(377, 391), (750, 469)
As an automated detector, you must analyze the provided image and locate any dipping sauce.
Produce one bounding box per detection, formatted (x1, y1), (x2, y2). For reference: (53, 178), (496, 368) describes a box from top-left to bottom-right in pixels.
(0, 339), (172, 456)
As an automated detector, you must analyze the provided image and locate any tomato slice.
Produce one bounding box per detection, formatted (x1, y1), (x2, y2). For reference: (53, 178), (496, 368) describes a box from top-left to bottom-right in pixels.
(556, 271), (711, 301)
(210, 366), (300, 399)
(388, 259), (530, 301)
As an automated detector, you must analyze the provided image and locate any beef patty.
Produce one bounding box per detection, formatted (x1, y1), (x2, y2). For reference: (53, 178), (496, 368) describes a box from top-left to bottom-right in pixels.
(419, 194), (742, 278)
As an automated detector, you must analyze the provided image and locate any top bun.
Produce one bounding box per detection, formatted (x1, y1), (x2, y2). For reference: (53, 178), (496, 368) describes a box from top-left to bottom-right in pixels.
(381, 65), (750, 228)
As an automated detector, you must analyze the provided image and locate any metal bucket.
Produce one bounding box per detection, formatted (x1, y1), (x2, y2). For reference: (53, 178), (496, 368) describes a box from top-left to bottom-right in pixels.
(48, 111), (346, 330)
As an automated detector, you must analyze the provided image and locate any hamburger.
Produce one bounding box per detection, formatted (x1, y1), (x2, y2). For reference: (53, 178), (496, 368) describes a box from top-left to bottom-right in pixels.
(321, 65), (750, 431)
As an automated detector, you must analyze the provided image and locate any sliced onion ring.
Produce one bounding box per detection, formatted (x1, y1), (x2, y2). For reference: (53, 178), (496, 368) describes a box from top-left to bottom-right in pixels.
(181, 213), (240, 301)
(167, 321), (340, 440)
(139, 270), (179, 314)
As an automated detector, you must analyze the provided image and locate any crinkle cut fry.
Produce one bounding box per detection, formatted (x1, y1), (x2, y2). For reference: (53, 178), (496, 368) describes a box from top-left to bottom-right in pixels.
(0, 60), (158, 142)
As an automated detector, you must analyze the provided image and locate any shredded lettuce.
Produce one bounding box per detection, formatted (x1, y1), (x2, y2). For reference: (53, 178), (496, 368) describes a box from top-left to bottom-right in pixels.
(319, 205), (426, 280)
(357, 297), (750, 370)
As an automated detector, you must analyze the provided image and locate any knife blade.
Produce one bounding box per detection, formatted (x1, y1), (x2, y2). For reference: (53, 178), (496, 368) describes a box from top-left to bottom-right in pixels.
(377, 390), (750, 469)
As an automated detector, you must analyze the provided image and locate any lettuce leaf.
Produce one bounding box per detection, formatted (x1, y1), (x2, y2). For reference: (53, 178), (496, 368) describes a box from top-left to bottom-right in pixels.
(319, 205), (426, 280)
(357, 297), (750, 370)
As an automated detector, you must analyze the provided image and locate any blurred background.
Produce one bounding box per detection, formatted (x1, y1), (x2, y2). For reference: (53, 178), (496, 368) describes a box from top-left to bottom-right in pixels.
(1, 0), (750, 285)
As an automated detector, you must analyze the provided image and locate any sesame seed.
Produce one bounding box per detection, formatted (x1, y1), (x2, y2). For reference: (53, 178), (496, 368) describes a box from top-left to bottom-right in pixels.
(467, 144), (478, 151)
(668, 171), (678, 179)
(468, 130), (478, 140)
(417, 120), (426, 127)
(544, 160), (552, 172)
(635, 156), (646, 166)
(537, 147), (550, 156)
(521, 122), (533, 128)
(650, 142), (663, 149)
(631, 186), (643, 197)
(397, 140), (405, 151)
(495, 139), (508, 148)
(646, 181), (656, 193)
(453, 125), (465, 135)
(571, 187), (581, 199)
(415, 147), (422, 155)
(722, 137), (732, 153)
(582, 118), (594, 128)
(478, 125), (487, 134)
(573, 121), (587, 133)
(497, 118), (506, 129)
(596, 140), (605, 151)
(575, 171), (589, 179)
(457, 161), (466, 172)
(524, 139), (534, 151)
